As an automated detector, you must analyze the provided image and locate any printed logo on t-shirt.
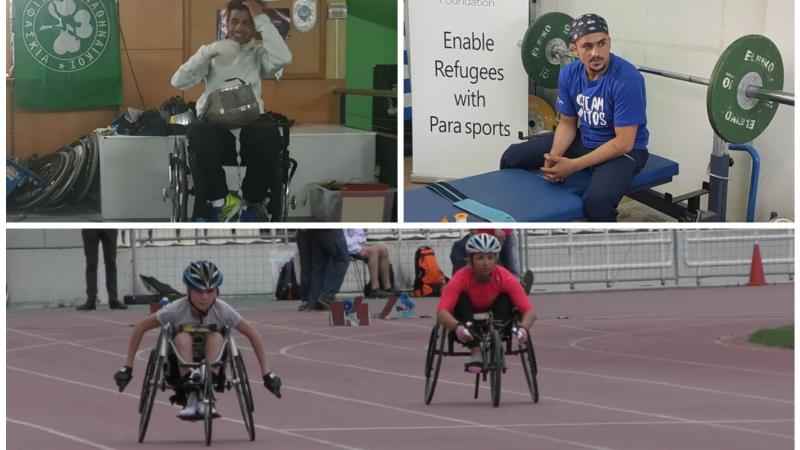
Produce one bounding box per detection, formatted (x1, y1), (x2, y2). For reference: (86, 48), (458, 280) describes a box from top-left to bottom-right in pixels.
(576, 94), (607, 126)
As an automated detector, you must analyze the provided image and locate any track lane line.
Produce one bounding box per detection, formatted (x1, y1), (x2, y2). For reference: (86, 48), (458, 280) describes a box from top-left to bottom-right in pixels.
(276, 337), (793, 441)
(7, 366), (365, 450)
(8, 418), (122, 450)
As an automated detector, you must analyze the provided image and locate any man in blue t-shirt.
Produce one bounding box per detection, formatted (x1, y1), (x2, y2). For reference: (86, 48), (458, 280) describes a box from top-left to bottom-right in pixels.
(501, 13), (649, 222)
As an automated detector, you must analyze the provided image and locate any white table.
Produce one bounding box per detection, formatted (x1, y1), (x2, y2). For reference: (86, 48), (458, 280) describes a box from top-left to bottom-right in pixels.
(97, 125), (378, 220)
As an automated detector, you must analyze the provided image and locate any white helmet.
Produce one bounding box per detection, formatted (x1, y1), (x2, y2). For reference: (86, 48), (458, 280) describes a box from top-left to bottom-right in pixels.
(466, 233), (502, 254)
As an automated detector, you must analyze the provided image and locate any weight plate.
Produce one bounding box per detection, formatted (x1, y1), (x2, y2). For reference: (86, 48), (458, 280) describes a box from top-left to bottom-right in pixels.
(707, 34), (784, 143)
(521, 12), (573, 88)
(528, 95), (556, 134)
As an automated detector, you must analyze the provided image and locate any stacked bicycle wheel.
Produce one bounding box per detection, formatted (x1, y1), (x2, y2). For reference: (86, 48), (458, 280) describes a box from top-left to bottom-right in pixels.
(10, 132), (101, 211)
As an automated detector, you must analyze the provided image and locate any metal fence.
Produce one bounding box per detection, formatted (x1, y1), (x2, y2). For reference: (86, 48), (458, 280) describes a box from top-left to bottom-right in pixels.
(128, 228), (793, 296)
(130, 229), (292, 296)
(520, 229), (794, 288)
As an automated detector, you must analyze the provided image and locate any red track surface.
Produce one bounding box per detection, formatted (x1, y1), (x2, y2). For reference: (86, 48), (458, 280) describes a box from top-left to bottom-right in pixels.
(7, 284), (794, 449)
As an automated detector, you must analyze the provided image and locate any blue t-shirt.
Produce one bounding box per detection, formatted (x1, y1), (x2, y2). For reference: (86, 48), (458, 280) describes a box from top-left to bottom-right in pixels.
(556, 53), (649, 150)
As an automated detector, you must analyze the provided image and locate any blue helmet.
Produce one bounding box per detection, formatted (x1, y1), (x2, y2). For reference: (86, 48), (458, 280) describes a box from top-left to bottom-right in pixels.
(183, 260), (223, 290)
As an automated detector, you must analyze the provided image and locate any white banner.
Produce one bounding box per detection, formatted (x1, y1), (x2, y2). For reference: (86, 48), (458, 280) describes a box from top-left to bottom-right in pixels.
(408, 0), (528, 180)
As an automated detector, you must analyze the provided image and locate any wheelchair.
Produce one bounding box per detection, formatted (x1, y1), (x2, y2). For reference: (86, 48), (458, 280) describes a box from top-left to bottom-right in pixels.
(163, 118), (298, 222)
(137, 323), (256, 445)
(423, 311), (539, 408)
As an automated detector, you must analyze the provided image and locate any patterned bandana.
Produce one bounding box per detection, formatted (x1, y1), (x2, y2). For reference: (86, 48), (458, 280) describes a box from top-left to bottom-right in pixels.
(569, 14), (609, 44)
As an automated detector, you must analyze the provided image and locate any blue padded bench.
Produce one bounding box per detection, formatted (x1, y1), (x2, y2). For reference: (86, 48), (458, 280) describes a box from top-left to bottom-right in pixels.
(405, 153), (679, 222)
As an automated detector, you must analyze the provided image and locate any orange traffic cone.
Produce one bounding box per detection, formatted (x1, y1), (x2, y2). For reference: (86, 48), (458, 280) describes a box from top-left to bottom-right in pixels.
(747, 244), (766, 286)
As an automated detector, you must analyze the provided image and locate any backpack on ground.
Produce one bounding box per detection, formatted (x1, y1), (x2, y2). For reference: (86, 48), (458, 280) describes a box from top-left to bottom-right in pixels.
(412, 246), (448, 297)
(276, 258), (300, 300)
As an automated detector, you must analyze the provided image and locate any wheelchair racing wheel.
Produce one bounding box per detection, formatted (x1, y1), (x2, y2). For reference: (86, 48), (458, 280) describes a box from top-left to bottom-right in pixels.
(138, 342), (164, 442)
(203, 360), (214, 446)
(231, 353), (255, 440)
(488, 329), (504, 408)
(519, 332), (539, 403)
(423, 323), (445, 405)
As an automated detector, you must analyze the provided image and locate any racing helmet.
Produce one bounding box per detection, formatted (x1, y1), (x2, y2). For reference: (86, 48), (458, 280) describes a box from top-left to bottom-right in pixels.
(465, 233), (502, 254)
(183, 260), (223, 290)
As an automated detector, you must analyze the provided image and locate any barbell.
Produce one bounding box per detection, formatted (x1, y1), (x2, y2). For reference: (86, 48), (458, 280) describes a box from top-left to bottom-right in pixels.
(520, 12), (794, 144)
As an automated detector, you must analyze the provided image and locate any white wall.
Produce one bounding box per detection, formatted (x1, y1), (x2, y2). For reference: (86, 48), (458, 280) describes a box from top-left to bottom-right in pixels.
(7, 230), (135, 307)
(536, 0), (794, 221)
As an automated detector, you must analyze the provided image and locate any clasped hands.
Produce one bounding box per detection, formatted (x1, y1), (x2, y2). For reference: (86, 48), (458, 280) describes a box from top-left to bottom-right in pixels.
(540, 153), (579, 183)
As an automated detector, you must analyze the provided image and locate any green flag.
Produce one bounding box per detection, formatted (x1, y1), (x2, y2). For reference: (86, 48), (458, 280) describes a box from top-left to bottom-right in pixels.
(13, 0), (122, 110)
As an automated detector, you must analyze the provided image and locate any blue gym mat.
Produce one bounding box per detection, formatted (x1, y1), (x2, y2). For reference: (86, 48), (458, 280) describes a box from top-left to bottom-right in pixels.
(404, 153), (679, 222)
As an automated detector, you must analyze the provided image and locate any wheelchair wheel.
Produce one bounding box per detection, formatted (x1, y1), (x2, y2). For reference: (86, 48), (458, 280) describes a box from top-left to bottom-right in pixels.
(138, 348), (156, 414)
(488, 329), (503, 408)
(203, 360), (214, 446)
(519, 333), (540, 403)
(169, 143), (189, 222)
(281, 157), (298, 221)
(231, 354), (255, 440)
(138, 347), (163, 443)
(424, 323), (445, 405)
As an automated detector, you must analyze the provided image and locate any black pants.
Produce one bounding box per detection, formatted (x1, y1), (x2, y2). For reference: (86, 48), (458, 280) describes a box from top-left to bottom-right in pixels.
(295, 230), (312, 302)
(453, 293), (514, 347)
(307, 230), (350, 306)
(82, 229), (118, 302)
(187, 122), (283, 216)
(500, 132), (648, 222)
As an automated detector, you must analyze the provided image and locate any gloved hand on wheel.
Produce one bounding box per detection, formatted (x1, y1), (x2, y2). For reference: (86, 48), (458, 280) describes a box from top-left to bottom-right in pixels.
(114, 366), (133, 392)
(263, 372), (282, 398)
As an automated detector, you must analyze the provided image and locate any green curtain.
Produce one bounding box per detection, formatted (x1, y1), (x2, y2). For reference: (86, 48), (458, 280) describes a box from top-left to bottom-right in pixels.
(345, 0), (397, 131)
(13, 0), (122, 110)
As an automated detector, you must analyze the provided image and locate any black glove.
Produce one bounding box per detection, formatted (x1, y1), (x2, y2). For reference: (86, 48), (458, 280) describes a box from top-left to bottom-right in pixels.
(114, 366), (133, 392)
(263, 372), (282, 398)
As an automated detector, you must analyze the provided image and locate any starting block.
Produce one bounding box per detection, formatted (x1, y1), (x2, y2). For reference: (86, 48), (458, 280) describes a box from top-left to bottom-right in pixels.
(378, 294), (417, 320)
(330, 297), (370, 326)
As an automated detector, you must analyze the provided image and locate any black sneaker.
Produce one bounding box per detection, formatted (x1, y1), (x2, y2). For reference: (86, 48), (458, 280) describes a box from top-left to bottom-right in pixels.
(109, 300), (128, 310)
(317, 298), (335, 310)
(76, 300), (96, 311)
(297, 301), (310, 311)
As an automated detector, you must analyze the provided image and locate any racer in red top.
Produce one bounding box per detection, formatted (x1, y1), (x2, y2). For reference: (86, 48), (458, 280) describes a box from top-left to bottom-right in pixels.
(436, 233), (536, 373)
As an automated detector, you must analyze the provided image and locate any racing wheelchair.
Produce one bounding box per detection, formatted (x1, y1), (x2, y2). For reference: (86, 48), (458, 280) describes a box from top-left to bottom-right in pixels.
(138, 323), (256, 445)
(163, 115), (298, 222)
(424, 312), (539, 407)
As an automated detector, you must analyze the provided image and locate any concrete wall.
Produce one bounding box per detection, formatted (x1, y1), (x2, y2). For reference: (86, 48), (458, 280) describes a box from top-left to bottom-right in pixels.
(7, 230), (135, 307)
(535, 0), (794, 221)
(7, 229), (793, 308)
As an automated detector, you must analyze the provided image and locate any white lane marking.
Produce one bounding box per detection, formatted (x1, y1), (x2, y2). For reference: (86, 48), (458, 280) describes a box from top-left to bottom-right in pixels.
(279, 418), (794, 432)
(8, 328), (128, 359)
(542, 367), (792, 404)
(7, 366), (365, 450)
(11, 319), (794, 443)
(567, 319), (793, 377)
(274, 329), (790, 405)
(568, 334), (791, 376)
(8, 417), (121, 450)
(8, 335), (129, 353)
(284, 386), (618, 450)
(278, 339), (793, 440)
(83, 315), (134, 326)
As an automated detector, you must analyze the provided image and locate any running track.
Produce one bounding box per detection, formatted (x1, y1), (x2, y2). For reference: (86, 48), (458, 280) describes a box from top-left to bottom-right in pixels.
(7, 284), (794, 449)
